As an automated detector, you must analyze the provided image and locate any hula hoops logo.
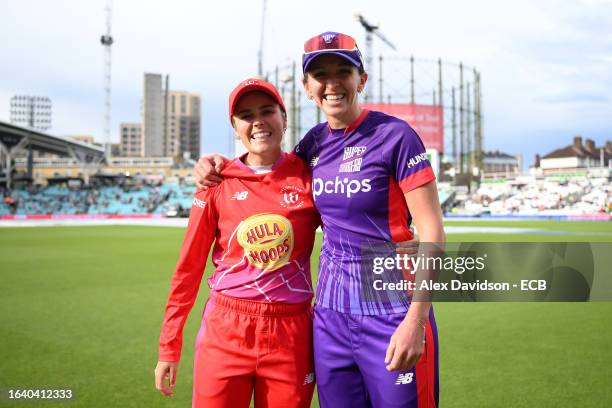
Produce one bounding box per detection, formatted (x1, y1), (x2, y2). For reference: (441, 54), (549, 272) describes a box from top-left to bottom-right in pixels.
(237, 213), (294, 271)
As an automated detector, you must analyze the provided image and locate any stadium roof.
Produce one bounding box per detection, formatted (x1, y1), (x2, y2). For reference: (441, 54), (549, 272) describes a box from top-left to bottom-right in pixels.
(483, 150), (516, 159)
(0, 120), (105, 162)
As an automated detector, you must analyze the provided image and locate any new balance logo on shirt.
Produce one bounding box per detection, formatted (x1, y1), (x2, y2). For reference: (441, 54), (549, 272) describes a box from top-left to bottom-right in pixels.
(231, 191), (249, 201)
(192, 197), (207, 208)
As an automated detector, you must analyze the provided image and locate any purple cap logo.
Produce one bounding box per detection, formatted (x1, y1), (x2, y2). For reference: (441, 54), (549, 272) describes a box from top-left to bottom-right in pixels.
(322, 33), (336, 44)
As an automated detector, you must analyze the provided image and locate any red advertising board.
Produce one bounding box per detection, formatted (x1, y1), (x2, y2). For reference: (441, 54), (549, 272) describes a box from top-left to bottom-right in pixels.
(362, 104), (444, 153)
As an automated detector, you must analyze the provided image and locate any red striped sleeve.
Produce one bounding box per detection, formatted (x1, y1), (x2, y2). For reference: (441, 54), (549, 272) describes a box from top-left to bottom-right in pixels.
(398, 167), (436, 193)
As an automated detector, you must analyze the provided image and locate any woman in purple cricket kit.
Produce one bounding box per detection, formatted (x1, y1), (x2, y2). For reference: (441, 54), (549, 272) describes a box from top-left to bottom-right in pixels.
(195, 31), (445, 408)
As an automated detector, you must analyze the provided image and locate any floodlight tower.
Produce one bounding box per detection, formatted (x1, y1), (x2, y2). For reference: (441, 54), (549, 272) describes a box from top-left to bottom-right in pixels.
(100, 0), (114, 159)
(257, 0), (267, 77)
(354, 13), (396, 103)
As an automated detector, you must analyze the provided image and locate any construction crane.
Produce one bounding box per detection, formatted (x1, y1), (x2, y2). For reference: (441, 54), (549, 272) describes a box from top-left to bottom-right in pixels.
(100, 0), (114, 159)
(354, 13), (396, 103)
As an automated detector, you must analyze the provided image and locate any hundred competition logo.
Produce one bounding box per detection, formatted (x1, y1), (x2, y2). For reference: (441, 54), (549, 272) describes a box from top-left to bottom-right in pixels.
(237, 213), (294, 271)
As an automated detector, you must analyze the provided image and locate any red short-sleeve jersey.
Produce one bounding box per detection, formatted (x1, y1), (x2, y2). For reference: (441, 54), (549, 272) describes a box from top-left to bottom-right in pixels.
(159, 152), (320, 361)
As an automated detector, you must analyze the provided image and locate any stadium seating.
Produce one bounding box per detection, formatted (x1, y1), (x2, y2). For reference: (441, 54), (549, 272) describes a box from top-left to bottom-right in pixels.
(2, 182), (197, 216)
(2, 176), (610, 217)
(0, 202), (12, 215)
(454, 176), (612, 216)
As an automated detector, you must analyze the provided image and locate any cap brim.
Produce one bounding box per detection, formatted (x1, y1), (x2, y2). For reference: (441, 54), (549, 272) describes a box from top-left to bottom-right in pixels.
(229, 84), (286, 119)
(302, 50), (362, 73)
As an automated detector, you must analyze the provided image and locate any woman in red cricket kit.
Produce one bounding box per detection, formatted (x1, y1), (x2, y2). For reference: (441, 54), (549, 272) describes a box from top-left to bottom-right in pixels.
(155, 78), (320, 407)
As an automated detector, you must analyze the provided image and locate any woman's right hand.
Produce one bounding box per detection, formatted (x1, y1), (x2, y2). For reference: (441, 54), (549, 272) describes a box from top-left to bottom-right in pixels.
(154, 361), (178, 397)
(194, 154), (227, 189)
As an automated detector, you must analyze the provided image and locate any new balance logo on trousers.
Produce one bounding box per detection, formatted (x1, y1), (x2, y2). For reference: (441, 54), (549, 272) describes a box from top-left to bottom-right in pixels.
(303, 373), (315, 385)
(395, 372), (414, 385)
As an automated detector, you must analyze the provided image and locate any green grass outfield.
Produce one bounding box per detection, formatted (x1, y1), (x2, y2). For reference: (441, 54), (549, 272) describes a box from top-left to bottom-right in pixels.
(1, 220), (611, 407)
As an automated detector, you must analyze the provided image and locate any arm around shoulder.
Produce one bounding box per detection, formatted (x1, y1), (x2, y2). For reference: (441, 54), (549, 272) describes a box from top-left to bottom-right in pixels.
(194, 154), (228, 189)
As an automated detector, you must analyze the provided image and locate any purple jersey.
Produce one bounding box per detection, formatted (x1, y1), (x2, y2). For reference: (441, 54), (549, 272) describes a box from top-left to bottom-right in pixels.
(295, 110), (435, 315)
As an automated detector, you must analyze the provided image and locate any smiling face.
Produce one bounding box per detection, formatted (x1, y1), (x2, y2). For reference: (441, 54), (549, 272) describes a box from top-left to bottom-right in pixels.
(232, 91), (287, 166)
(303, 54), (368, 129)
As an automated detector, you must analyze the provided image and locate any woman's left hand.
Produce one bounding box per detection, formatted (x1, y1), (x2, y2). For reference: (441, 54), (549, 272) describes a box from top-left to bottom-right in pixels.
(384, 316), (426, 371)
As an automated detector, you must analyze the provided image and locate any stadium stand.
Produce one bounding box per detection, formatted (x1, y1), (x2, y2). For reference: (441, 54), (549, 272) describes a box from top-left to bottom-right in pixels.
(1, 175), (610, 219)
(153, 183), (196, 216)
(451, 176), (612, 216)
(1, 182), (196, 217)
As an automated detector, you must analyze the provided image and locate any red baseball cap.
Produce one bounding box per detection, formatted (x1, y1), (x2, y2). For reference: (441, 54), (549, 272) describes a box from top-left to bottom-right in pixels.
(228, 78), (286, 120)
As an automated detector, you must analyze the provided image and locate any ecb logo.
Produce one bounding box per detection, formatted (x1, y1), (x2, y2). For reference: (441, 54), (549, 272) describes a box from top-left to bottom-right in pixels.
(280, 185), (305, 208)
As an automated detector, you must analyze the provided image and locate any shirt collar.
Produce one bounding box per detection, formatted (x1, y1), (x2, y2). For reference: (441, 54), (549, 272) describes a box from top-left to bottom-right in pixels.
(235, 152), (286, 174)
(327, 109), (370, 137)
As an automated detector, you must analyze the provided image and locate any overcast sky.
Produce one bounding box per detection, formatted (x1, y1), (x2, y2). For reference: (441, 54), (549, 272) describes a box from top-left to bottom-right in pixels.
(1, 0), (611, 167)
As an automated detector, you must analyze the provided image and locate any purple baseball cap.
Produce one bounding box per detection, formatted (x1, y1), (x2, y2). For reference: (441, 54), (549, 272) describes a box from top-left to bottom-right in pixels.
(302, 31), (364, 73)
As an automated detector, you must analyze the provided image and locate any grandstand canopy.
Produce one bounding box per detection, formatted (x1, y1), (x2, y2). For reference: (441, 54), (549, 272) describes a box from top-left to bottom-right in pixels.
(46, 176), (85, 187)
(0, 120), (105, 161)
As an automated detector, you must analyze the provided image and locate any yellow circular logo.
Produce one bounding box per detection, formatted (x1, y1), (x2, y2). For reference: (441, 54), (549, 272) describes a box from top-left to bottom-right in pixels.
(237, 213), (294, 271)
